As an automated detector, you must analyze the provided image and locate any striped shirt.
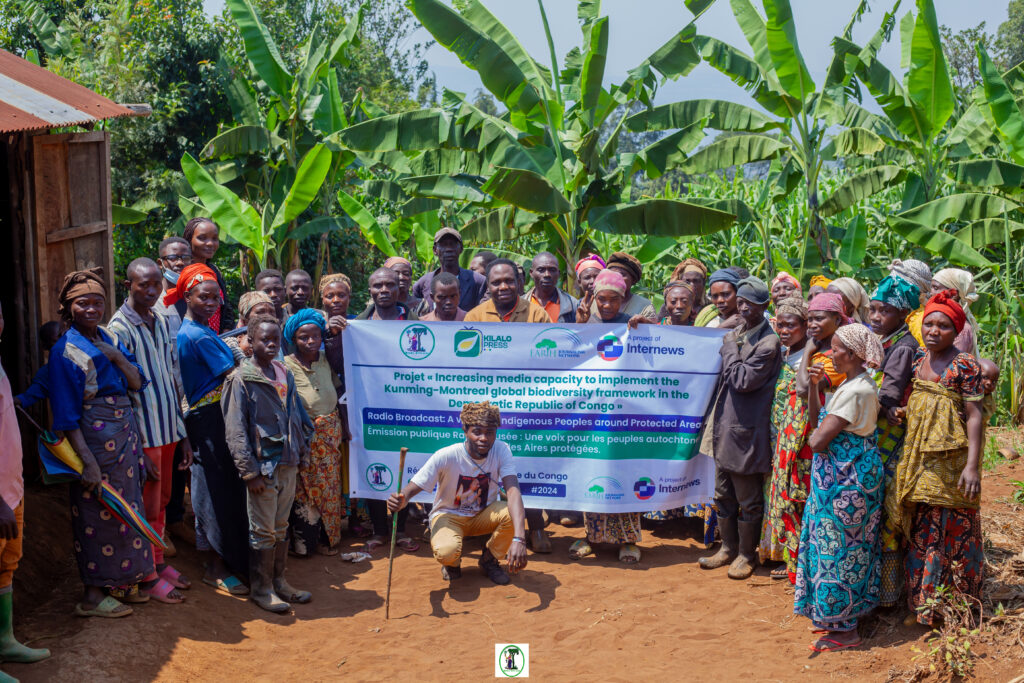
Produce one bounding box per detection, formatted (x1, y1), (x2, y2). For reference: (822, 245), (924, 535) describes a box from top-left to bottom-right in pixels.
(107, 301), (186, 448)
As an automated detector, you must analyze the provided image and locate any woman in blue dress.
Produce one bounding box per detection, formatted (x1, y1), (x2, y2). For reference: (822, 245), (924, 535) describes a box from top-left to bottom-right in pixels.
(794, 324), (884, 652)
(47, 269), (151, 617)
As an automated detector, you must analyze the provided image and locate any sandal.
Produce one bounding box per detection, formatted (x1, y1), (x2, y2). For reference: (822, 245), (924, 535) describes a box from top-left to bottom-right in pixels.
(770, 566), (788, 580)
(75, 596), (133, 618)
(396, 536), (420, 553)
(365, 536), (385, 552)
(108, 584), (149, 604)
(350, 523), (373, 539)
(202, 574), (249, 596)
(568, 539), (593, 560)
(159, 565), (191, 589)
(809, 636), (862, 652)
(618, 543), (642, 564)
(316, 544), (340, 556)
(143, 578), (185, 604)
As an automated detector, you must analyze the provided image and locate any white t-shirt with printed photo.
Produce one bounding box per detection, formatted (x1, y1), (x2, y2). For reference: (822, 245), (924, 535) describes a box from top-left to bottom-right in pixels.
(410, 439), (517, 523)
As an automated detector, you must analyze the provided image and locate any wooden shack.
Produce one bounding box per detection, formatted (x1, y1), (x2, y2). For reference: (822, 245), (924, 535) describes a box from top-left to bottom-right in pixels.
(0, 48), (140, 446)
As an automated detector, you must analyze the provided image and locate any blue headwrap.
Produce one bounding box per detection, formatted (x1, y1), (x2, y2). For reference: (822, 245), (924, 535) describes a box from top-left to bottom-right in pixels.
(282, 308), (326, 343)
(708, 268), (741, 288)
(870, 275), (920, 312)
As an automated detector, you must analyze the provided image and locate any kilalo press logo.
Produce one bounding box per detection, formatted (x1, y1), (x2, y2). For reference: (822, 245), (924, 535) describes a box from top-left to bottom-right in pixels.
(596, 334), (624, 361)
(633, 477), (656, 500)
(365, 463), (393, 491)
(454, 328), (483, 357)
(400, 324), (435, 360)
(530, 327), (586, 359)
(584, 476), (625, 501)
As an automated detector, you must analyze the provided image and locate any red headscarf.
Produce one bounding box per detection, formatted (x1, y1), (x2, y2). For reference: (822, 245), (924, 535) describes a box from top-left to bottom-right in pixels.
(163, 263), (219, 307)
(923, 289), (966, 334)
(807, 292), (851, 324)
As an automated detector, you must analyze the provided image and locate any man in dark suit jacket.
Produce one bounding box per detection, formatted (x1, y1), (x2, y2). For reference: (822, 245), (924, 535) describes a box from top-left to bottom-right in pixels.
(699, 276), (783, 580)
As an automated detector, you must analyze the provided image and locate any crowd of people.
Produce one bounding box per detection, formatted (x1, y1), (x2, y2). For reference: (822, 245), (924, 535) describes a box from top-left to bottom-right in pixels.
(0, 214), (1000, 677)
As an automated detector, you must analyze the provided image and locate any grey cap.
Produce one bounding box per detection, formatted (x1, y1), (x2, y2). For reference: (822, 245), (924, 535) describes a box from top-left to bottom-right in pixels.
(736, 275), (770, 305)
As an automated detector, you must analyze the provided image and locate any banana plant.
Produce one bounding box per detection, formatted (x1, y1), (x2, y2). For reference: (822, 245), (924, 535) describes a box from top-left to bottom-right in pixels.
(329, 0), (741, 283)
(630, 0), (897, 271)
(180, 0), (367, 271)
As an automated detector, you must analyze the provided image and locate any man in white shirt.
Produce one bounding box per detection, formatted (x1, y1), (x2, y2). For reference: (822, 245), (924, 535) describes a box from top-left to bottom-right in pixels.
(387, 402), (528, 584)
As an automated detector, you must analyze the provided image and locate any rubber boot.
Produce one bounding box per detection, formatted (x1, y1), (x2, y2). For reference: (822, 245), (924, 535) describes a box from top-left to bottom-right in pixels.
(249, 548), (289, 613)
(272, 541), (311, 604)
(0, 592), (49, 663)
(698, 514), (737, 569)
(728, 519), (761, 580)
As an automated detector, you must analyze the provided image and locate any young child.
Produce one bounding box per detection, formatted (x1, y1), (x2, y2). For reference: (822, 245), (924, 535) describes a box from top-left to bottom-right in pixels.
(222, 315), (313, 613)
(978, 358), (1000, 424)
(0, 303), (51, 679)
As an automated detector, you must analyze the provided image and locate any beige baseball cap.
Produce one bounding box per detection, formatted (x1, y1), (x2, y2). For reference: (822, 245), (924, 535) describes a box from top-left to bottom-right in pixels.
(433, 226), (463, 244)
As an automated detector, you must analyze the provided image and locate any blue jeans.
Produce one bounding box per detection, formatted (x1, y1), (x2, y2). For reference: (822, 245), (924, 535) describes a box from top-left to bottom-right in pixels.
(246, 465), (297, 550)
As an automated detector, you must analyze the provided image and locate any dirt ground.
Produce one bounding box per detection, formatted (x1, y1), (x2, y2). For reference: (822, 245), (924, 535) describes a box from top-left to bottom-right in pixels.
(8, 442), (1024, 682)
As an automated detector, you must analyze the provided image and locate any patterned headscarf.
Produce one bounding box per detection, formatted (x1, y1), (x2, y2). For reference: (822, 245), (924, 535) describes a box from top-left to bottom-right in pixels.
(383, 256), (412, 270)
(888, 259), (932, 305)
(238, 291), (273, 322)
(924, 290), (966, 334)
(808, 275), (832, 289)
(319, 272), (352, 295)
(574, 254), (606, 277)
(829, 277), (870, 323)
(808, 292), (851, 323)
(162, 263), (218, 307)
(663, 280), (694, 296)
(671, 258), (708, 281)
(282, 307), (327, 343)
(775, 296), (808, 320)
(870, 275), (920, 312)
(593, 269), (627, 297)
(460, 401), (501, 428)
(835, 324), (884, 369)
(771, 271), (802, 294)
(58, 268), (106, 320)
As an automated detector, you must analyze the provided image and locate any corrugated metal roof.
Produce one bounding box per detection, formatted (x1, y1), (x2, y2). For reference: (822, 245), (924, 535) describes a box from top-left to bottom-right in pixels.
(0, 49), (137, 133)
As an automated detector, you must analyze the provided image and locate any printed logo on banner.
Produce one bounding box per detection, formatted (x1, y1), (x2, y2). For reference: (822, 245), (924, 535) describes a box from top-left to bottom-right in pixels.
(530, 327), (586, 359)
(495, 644), (529, 678)
(454, 328), (483, 357)
(365, 463), (393, 491)
(596, 334), (624, 361)
(633, 477), (656, 500)
(400, 324), (435, 360)
(584, 476), (624, 501)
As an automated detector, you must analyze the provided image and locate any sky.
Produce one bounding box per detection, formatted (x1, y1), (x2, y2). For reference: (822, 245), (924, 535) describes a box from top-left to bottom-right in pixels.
(202, 0), (1012, 108)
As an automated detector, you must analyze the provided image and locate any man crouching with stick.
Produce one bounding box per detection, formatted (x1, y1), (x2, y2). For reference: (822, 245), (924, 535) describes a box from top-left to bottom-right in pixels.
(386, 401), (528, 584)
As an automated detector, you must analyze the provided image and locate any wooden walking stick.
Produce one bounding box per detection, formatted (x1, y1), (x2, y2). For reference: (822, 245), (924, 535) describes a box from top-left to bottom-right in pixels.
(384, 447), (408, 620)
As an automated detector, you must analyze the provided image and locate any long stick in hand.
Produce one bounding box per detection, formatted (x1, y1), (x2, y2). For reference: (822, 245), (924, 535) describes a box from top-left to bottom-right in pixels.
(384, 446), (408, 620)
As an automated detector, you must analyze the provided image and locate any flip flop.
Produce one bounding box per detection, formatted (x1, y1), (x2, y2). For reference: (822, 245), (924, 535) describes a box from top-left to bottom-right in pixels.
(365, 536), (385, 552)
(396, 536), (420, 553)
(108, 585), (149, 604)
(202, 575), (249, 596)
(143, 578), (185, 604)
(568, 539), (593, 560)
(160, 565), (191, 589)
(75, 596), (133, 618)
(770, 566), (788, 580)
(809, 636), (862, 652)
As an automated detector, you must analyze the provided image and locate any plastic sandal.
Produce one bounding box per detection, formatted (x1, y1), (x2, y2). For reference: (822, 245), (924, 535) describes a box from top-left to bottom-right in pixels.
(568, 539), (593, 560)
(202, 575), (249, 596)
(618, 543), (642, 564)
(74, 596), (133, 618)
(809, 636), (862, 652)
(160, 565), (191, 589)
(396, 536), (420, 553)
(143, 578), (185, 604)
(365, 536), (386, 552)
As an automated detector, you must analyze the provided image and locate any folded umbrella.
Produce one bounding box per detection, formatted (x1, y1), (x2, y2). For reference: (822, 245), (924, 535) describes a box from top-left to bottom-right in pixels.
(21, 407), (166, 550)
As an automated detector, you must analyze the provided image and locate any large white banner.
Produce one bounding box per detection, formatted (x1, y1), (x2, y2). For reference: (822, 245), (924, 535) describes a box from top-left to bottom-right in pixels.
(343, 320), (725, 513)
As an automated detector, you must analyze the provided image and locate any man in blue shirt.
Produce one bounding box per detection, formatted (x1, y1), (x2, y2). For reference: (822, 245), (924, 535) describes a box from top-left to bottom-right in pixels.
(411, 227), (486, 312)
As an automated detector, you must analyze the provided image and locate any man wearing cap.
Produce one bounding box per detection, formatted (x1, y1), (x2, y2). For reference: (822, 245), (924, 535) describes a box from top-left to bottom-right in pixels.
(590, 252), (656, 320)
(412, 227), (486, 312)
(525, 252), (578, 323)
(698, 276), (783, 581)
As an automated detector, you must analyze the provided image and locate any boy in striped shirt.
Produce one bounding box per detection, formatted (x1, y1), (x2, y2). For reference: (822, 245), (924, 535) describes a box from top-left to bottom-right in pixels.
(108, 258), (192, 604)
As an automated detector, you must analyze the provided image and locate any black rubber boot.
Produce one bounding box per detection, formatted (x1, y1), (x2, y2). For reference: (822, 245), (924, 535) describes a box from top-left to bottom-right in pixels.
(698, 514), (738, 569)
(249, 548), (289, 613)
(272, 540), (311, 604)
